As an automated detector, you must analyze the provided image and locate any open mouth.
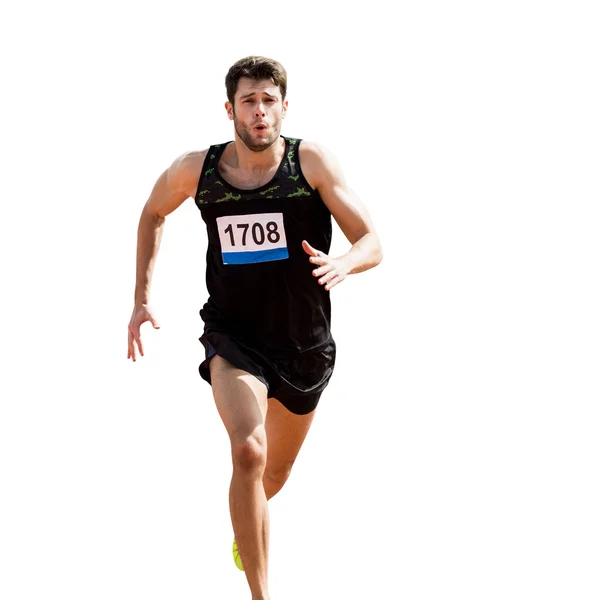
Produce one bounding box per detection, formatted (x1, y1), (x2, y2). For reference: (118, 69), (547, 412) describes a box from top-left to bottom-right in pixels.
(254, 123), (268, 132)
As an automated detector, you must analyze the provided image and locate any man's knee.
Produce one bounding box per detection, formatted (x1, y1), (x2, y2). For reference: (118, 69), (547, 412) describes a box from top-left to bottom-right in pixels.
(264, 460), (295, 486)
(231, 430), (267, 474)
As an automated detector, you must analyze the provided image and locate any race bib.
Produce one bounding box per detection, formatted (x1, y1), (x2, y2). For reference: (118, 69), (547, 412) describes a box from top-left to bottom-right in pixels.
(216, 213), (288, 265)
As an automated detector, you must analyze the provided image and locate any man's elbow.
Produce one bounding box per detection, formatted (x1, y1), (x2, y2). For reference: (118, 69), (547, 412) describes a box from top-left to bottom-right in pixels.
(371, 234), (383, 267)
(141, 203), (166, 226)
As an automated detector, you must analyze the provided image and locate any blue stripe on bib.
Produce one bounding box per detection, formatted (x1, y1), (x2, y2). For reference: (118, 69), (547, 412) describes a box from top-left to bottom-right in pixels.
(222, 247), (289, 265)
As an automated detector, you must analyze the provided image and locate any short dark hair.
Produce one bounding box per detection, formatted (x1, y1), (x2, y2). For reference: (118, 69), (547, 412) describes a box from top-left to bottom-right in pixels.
(225, 56), (288, 104)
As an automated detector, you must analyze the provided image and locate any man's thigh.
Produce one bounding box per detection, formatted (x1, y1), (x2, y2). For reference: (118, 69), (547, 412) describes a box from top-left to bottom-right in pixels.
(209, 355), (269, 441)
(265, 396), (316, 470)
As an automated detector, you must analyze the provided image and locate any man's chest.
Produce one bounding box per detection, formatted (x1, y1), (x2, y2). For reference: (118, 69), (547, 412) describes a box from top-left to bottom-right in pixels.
(218, 163), (279, 190)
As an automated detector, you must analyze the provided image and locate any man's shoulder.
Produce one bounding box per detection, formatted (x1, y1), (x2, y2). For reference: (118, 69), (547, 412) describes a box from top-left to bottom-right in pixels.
(172, 141), (233, 175)
(297, 139), (338, 188)
(298, 139), (336, 166)
(167, 149), (210, 193)
(297, 138), (322, 155)
(173, 149), (210, 172)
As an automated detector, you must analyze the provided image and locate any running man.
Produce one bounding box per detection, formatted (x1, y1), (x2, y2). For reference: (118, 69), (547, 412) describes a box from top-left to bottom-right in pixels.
(127, 56), (382, 600)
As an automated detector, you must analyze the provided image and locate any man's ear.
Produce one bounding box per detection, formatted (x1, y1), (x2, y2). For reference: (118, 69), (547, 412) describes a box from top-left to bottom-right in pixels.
(282, 99), (288, 119)
(225, 101), (234, 121)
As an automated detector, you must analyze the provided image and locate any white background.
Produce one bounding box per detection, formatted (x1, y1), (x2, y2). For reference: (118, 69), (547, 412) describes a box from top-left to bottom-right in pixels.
(1, 1), (599, 599)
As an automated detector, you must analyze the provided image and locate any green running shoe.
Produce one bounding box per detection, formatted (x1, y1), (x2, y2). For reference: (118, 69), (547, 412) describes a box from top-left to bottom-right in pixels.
(232, 539), (244, 571)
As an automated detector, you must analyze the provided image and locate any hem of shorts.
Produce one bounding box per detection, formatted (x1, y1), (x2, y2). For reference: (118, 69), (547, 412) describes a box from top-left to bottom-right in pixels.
(198, 335), (270, 393)
(199, 329), (335, 395)
(268, 393), (322, 416)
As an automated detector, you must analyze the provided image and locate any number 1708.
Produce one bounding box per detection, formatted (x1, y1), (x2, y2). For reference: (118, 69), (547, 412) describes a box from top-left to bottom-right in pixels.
(223, 221), (281, 246)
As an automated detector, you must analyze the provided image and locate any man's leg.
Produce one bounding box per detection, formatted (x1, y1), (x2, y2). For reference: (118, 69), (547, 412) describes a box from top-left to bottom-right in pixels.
(209, 355), (270, 600)
(263, 397), (317, 500)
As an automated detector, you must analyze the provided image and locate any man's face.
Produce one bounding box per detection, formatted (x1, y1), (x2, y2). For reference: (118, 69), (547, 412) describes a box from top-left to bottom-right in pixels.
(226, 77), (288, 152)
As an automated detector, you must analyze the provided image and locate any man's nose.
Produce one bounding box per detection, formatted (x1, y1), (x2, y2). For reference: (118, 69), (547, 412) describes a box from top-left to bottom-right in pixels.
(254, 103), (266, 117)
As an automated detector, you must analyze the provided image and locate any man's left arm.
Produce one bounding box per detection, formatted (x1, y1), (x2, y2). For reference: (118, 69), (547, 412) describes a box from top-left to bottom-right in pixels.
(300, 141), (383, 290)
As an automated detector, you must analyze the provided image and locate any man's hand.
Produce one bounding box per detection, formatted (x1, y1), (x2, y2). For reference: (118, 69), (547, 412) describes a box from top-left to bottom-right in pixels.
(127, 305), (161, 362)
(302, 240), (350, 291)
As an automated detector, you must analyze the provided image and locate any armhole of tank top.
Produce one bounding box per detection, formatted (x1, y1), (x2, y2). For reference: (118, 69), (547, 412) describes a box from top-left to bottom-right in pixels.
(295, 139), (319, 194)
(194, 147), (217, 200)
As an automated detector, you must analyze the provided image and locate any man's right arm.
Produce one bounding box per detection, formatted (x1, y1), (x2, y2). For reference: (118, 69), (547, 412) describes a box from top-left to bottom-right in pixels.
(127, 150), (206, 361)
(133, 150), (207, 306)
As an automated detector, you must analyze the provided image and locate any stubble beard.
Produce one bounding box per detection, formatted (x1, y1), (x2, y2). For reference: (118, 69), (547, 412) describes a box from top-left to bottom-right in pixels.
(233, 113), (281, 153)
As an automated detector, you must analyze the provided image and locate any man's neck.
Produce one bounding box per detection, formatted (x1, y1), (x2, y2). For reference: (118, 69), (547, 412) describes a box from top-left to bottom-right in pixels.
(230, 135), (285, 172)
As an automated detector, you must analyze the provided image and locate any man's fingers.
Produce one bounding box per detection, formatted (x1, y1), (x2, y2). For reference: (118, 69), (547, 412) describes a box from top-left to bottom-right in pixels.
(128, 311), (161, 361)
(128, 324), (143, 360)
(301, 240), (315, 255)
(319, 270), (338, 285)
(127, 328), (136, 361)
(313, 264), (333, 277)
(325, 275), (342, 291)
(136, 334), (144, 357)
(302, 240), (322, 257)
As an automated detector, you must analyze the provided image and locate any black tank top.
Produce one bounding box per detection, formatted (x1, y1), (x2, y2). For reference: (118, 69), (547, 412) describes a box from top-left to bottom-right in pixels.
(194, 136), (333, 353)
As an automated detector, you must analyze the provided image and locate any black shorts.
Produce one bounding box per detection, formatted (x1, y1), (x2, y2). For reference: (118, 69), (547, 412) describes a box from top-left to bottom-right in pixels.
(198, 330), (336, 415)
